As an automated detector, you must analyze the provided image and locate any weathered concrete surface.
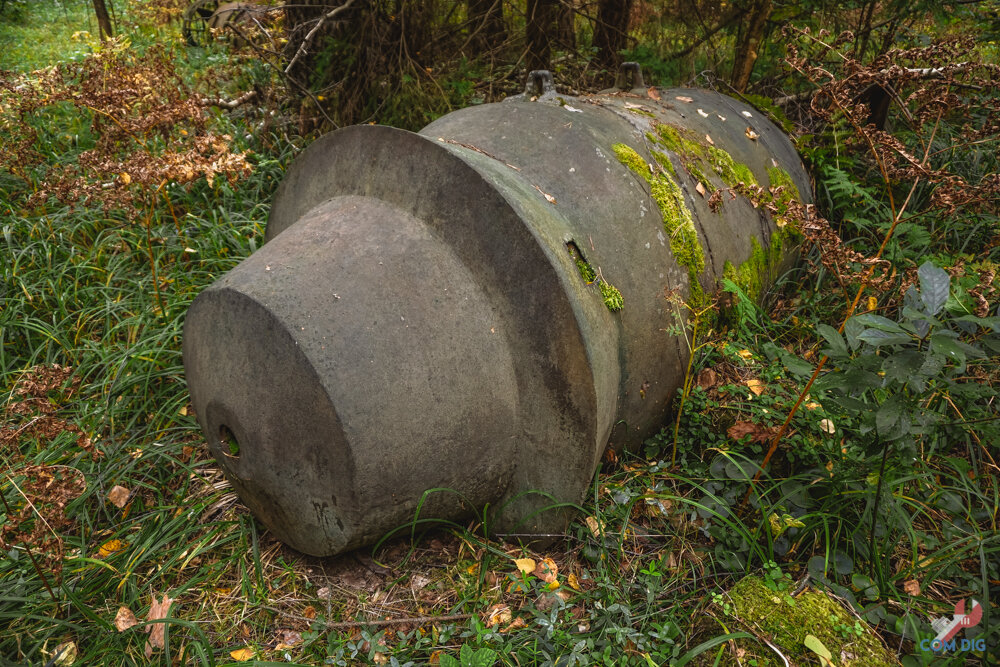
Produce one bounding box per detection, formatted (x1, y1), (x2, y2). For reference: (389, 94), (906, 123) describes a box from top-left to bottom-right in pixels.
(183, 77), (811, 556)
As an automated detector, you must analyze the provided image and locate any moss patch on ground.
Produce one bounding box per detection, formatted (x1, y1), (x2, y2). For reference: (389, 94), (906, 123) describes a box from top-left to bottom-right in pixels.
(718, 576), (899, 667)
(613, 143), (706, 297)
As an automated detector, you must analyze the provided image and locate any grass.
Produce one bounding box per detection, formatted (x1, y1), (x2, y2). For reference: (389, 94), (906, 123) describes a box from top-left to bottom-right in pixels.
(2, 2), (1000, 666)
(0, 0), (102, 71)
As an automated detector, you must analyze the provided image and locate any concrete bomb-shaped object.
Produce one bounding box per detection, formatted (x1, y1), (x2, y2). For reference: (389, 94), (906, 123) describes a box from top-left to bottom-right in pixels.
(183, 67), (811, 556)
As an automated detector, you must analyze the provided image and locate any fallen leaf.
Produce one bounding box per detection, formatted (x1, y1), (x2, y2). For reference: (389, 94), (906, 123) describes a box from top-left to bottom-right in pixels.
(727, 421), (776, 444)
(903, 579), (921, 596)
(500, 617), (527, 633)
(695, 181), (706, 197)
(819, 418), (836, 434)
(230, 647), (254, 661)
(746, 378), (765, 396)
(48, 641), (77, 666)
(533, 184), (557, 204)
(804, 634), (834, 666)
(697, 108), (709, 117)
(745, 127), (759, 140)
(316, 587), (331, 599)
(646, 87), (661, 100)
(107, 485), (130, 508)
(737, 349), (753, 360)
(804, 402), (821, 410)
(675, 95), (694, 103)
(302, 605), (317, 619)
(533, 557), (558, 584)
(696, 368), (718, 389)
(513, 558), (536, 574)
(114, 605), (138, 631)
(585, 515), (604, 537)
(97, 539), (128, 558)
(410, 574), (431, 591)
(144, 593), (175, 659)
(567, 573), (581, 591)
(486, 603), (512, 627)
(374, 652), (388, 664)
(178, 405), (188, 415)
(274, 629), (302, 650)
(867, 296), (878, 311)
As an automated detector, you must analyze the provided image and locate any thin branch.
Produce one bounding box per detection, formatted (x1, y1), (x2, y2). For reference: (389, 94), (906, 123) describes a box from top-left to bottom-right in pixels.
(284, 0), (358, 76)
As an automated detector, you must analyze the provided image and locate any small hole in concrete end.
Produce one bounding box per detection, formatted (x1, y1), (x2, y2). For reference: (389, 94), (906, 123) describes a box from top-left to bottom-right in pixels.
(219, 425), (240, 457)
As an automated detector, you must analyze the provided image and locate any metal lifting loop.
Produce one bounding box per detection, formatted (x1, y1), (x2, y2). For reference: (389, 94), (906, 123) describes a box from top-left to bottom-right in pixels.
(615, 61), (646, 91)
(524, 69), (555, 96)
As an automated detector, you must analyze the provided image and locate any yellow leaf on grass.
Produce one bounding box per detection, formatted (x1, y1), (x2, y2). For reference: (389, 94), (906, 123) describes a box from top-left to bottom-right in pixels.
(867, 296), (878, 311)
(746, 379), (765, 396)
(585, 516), (604, 537)
(567, 573), (581, 591)
(230, 647), (254, 661)
(737, 349), (753, 360)
(513, 558), (536, 574)
(97, 539), (128, 558)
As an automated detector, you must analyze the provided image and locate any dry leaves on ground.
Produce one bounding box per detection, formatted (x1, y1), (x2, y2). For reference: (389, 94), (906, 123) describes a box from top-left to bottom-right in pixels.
(144, 593), (175, 659)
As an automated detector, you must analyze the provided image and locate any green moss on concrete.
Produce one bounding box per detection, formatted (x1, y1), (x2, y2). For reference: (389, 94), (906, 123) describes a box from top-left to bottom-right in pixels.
(650, 149), (677, 178)
(708, 146), (757, 187)
(613, 143), (651, 178)
(566, 243), (622, 312)
(723, 232), (788, 302)
(599, 281), (624, 311)
(685, 161), (716, 194)
(652, 124), (706, 160)
(767, 165), (797, 193)
(614, 142), (706, 292)
(719, 576), (898, 667)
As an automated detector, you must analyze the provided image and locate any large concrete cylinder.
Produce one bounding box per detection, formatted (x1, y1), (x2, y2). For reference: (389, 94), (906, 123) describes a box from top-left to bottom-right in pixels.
(183, 70), (810, 556)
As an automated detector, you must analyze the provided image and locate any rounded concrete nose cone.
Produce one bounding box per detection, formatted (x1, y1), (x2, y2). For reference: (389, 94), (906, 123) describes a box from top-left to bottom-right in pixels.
(183, 195), (519, 555)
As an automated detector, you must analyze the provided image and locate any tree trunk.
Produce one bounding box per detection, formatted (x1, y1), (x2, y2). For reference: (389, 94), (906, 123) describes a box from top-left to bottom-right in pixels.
(554, 0), (576, 51)
(730, 0), (771, 93)
(592, 0), (634, 72)
(525, 0), (559, 71)
(91, 0), (114, 40)
(467, 0), (506, 51)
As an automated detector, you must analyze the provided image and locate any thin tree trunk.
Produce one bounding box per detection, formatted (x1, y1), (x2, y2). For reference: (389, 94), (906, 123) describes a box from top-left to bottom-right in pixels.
(526, 0), (559, 71)
(731, 0), (771, 93)
(592, 0), (633, 72)
(555, 0), (575, 51)
(467, 0), (506, 50)
(91, 0), (114, 40)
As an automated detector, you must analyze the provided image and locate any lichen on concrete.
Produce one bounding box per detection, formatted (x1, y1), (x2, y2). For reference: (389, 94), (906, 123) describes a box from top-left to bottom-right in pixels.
(717, 576), (898, 667)
(613, 143), (706, 293)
